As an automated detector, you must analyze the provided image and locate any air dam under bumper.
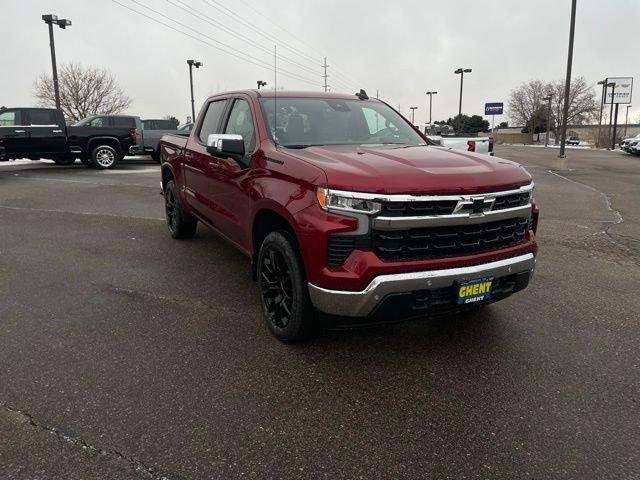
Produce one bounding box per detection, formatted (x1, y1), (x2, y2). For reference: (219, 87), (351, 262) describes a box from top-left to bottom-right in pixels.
(308, 253), (535, 318)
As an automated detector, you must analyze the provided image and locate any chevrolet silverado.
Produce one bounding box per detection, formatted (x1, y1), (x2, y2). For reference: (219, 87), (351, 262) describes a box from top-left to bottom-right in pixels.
(159, 90), (538, 342)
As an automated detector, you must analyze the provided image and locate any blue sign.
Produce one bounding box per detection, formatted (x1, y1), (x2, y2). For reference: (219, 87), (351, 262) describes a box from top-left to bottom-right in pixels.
(485, 102), (504, 115)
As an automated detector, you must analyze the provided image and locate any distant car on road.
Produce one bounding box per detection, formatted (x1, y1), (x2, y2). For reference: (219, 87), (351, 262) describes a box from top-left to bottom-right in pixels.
(566, 136), (580, 146)
(0, 107), (140, 168)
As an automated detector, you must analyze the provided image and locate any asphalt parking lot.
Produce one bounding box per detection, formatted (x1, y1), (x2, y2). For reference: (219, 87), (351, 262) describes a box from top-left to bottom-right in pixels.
(1, 147), (639, 479)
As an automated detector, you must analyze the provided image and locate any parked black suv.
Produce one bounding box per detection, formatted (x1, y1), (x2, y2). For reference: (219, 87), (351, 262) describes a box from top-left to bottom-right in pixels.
(0, 107), (140, 168)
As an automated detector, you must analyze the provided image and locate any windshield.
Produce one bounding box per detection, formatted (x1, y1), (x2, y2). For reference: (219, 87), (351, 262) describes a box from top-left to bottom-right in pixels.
(261, 97), (426, 148)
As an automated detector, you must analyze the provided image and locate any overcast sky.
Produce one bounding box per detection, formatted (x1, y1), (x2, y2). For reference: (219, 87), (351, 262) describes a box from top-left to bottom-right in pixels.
(1, 0), (638, 125)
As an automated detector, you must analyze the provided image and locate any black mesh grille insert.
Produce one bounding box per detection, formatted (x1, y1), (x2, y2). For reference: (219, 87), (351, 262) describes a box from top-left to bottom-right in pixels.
(327, 236), (356, 267)
(373, 217), (529, 261)
(492, 192), (531, 210)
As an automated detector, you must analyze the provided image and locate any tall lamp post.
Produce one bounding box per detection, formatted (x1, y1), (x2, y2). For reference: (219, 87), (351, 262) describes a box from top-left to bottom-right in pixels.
(426, 91), (437, 124)
(624, 105), (632, 138)
(558, 0), (577, 158)
(409, 106), (418, 124)
(596, 79), (608, 147)
(607, 82), (617, 149)
(187, 59), (202, 123)
(454, 68), (472, 116)
(543, 94), (553, 147)
(42, 14), (72, 110)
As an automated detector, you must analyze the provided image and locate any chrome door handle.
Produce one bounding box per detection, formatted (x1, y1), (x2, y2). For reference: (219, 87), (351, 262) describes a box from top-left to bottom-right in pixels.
(14, 129), (25, 133)
(53, 129), (63, 133)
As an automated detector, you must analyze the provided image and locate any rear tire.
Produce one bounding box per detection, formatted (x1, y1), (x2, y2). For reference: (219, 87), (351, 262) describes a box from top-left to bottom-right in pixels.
(257, 231), (316, 342)
(164, 180), (197, 239)
(91, 145), (119, 169)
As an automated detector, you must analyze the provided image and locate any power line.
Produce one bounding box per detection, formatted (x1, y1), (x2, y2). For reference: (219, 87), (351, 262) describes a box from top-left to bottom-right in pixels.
(114, 0), (319, 86)
(232, 0), (363, 89)
(166, 0), (323, 80)
(199, 0), (321, 67)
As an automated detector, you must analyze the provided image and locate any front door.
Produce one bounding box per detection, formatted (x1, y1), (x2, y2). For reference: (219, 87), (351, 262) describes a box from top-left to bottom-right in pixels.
(25, 109), (67, 157)
(183, 98), (229, 222)
(0, 109), (29, 158)
(205, 97), (256, 246)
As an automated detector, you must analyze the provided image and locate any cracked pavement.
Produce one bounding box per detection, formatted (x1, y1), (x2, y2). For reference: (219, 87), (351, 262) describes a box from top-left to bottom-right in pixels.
(0, 149), (639, 479)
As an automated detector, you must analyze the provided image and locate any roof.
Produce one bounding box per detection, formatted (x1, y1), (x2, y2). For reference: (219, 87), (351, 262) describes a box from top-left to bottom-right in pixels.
(211, 89), (376, 100)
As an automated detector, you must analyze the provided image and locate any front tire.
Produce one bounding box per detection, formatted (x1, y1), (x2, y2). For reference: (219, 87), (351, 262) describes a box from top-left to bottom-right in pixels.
(91, 145), (119, 169)
(164, 180), (197, 239)
(257, 231), (316, 342)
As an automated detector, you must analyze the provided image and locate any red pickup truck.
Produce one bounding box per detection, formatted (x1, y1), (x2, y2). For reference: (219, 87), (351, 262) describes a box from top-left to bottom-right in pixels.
(159, 90), (538, 342)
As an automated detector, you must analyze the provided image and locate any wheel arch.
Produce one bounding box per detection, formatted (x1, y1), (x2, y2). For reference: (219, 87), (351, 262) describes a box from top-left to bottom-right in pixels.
(251, 206), (300, 280)
(87, 137), (123, 156)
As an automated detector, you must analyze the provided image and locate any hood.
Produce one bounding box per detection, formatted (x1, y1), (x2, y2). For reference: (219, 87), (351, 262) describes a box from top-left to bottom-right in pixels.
(285, 144), (531, 194)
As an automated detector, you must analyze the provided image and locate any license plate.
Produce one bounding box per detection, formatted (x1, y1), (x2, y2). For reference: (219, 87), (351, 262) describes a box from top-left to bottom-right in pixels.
(457, 277), (493, 305)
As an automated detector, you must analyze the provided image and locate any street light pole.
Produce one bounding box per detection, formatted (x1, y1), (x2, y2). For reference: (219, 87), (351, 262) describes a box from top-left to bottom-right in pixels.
(409, 107), (418, 124)
(42, 14), (72, 110)
(624, 105), (632, 137)
(543, 95), (553, 147)
(558, 0), (577, 158)
(454, 68), (472, 117)
(257, 80), (267, 90)
(426, 91), (437, 124)
(187, 59), (202, 123)
(607, 82), (616, 149)
(597, 79), (607, 147)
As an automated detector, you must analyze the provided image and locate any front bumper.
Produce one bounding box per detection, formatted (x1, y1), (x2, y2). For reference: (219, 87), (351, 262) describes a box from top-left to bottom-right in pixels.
(308, 252), (535, 318)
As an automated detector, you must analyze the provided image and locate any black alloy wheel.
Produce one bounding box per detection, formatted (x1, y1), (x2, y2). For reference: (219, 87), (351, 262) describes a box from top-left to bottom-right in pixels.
(257, 231), (316, 342)
(260, 246), (294, 329)
(164, 180), (197, 239)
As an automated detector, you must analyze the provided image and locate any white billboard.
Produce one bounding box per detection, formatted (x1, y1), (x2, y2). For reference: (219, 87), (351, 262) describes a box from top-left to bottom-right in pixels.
(605, 77), (633, 104)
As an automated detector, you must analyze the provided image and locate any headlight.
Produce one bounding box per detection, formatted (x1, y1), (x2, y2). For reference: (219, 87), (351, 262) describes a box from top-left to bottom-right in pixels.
(316, 188), (382, 214)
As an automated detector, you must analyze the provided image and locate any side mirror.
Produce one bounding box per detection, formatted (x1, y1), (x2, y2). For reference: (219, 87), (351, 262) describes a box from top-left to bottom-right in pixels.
(207, 134), (245, 159)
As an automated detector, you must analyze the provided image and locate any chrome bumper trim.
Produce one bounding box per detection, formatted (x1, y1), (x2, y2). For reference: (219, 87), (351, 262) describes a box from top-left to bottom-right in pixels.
(373, 204), (532, 230)
(308, 253), (535, 317)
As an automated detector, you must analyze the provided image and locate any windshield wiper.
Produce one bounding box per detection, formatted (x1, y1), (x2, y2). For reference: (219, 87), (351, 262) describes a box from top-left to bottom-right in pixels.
(283, 144), (315, 149)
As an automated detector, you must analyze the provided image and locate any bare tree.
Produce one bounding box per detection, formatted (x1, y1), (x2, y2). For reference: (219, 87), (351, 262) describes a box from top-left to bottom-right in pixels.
(508, 77), (598, 133)
(507, 79), (548, 128)
(33, 62), (132, 122)
(547, 76), (598, 129)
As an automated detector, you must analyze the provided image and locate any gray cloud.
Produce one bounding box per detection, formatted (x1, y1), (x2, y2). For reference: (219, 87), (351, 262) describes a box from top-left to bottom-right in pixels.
(1, 0), (638, 125)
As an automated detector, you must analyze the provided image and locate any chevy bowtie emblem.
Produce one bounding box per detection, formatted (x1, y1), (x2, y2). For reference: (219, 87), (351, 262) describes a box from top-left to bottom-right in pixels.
(471, 198), (485, 215)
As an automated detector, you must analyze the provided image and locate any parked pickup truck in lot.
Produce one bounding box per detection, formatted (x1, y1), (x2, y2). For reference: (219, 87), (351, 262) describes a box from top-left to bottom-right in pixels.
(141, 119), (190, 161)
(419, 124), (494, 155)
(0, 107), (139, 168)
(160, 90), (538, 342)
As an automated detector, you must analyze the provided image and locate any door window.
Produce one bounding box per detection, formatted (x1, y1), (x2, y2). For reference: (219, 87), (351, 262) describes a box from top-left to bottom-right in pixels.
(198, 100), (227, 144)
(224, 99), (256, 155)
(0, 110), (22, 126)
(28, 109), (60, 126)
(88, 117), (107, 127)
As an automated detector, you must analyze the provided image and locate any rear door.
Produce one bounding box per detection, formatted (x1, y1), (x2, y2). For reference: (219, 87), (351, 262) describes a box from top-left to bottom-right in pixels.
(0, 109), (28, 157)
(24, 109), (67, 157)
